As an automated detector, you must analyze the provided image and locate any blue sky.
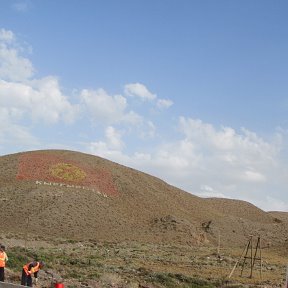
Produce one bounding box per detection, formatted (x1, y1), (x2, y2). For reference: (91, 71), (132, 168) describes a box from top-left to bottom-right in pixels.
(0, 0), (288, 211)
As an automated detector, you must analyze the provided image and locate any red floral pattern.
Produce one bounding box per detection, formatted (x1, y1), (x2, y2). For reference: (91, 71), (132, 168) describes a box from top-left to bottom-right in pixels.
(17, 152), (119, 196)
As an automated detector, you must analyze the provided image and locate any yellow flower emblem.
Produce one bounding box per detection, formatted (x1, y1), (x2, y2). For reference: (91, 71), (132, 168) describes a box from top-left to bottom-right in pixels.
(50, 163), (86, 182)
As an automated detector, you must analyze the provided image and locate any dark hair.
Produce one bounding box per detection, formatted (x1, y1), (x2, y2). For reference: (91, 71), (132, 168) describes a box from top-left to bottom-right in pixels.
(39, 260), (45, 267)
(0, 245), (5, 250)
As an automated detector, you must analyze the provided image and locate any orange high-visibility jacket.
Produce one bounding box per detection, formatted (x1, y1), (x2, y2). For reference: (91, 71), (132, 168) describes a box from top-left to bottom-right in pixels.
(0, 251), (8, 267)
(23, 261), (41, 276)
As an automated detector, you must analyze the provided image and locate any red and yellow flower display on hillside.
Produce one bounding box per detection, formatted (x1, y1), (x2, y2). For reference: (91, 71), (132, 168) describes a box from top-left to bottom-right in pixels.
(50, 163), (87, 182)
(17, 152), (119, 196)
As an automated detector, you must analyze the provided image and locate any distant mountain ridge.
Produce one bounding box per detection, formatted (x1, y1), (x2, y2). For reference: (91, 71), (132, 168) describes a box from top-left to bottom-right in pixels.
(0, 149), (287, 249)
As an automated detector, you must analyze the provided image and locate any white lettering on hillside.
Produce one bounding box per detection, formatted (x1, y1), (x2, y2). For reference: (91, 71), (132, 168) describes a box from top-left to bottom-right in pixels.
(35, 180), (108, 198)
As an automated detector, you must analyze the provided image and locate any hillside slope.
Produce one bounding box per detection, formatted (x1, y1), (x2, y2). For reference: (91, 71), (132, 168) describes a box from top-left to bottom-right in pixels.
(0, 150), (287, 249)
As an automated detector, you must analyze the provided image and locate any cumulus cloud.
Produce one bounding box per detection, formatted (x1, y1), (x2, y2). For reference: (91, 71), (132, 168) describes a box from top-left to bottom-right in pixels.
(241, 170), (266, 183)
(80, 87), (159, 144)
(0, 29), (34, 81)
(124, 83), (156, 101)
(157, 98), (173, 109)
(0, 29), (14, 42)
(178, 117), (278, 169)
(87, 126), (125, 158)
(139, 121), (156, 139)
(105, 126), (124, 150)
(0, 77), (79, 124)
(80, 88), (142, 125)
(0, 28), (80, 153)
(0, 28), (163, 152)
(169, 117), (278, 188)
(0, 108), (39, 148)
(0, 28), (79, 126)
(124, 83), (173, 111)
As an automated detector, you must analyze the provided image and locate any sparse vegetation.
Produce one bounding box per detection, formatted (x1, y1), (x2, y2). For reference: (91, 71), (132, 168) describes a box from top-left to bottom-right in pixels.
(2, 240), (287, 288)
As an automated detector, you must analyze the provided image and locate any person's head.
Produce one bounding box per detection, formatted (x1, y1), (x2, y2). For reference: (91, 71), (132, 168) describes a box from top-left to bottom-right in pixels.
(0, 245), (5, 251)
(39, 260), (45, 269)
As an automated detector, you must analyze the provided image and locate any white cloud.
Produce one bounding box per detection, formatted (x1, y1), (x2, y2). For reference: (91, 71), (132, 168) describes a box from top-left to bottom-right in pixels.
(197, 185), (227, 198)
(0, 29), (80, 152)
(124, 83), (173, 112)
(119, 111), (143, 125)
(29, 77), (79, 124)
(0, 77), (79, 124)
(0, 29), (14, 42)
(178, 117), (278, 167)
(157, 98), (173, 109)
(105, 126), (124, 150)
(81, 88), (130, 124)
(124, 83), (156, 101)
(241, 170), (266, 183)
(81, 88), (157, 136)
(87, 126), (125, 159)
(0, 28), (161, 152)
(0, 29), (34, 81)
(139, 121), (156, 139)
(0, 108), (39, 147)
(173, 117), (278, 186)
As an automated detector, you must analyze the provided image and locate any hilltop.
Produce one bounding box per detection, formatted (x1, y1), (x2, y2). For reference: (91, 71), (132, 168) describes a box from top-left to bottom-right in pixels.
(0, 149), (287, 249)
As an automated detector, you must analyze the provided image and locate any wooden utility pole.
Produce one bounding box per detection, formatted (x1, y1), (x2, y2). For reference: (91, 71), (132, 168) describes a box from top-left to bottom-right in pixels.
(24, 216), (30, 251)
(217, 231), (221, 257)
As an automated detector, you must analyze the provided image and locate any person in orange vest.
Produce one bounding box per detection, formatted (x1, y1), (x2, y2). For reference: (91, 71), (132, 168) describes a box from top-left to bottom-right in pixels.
(21, 260), (45, 287)
(0, 245), (8, 282)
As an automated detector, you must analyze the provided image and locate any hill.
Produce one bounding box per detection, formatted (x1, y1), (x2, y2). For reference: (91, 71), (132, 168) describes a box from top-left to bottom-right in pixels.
(0, 149), (287, 249)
